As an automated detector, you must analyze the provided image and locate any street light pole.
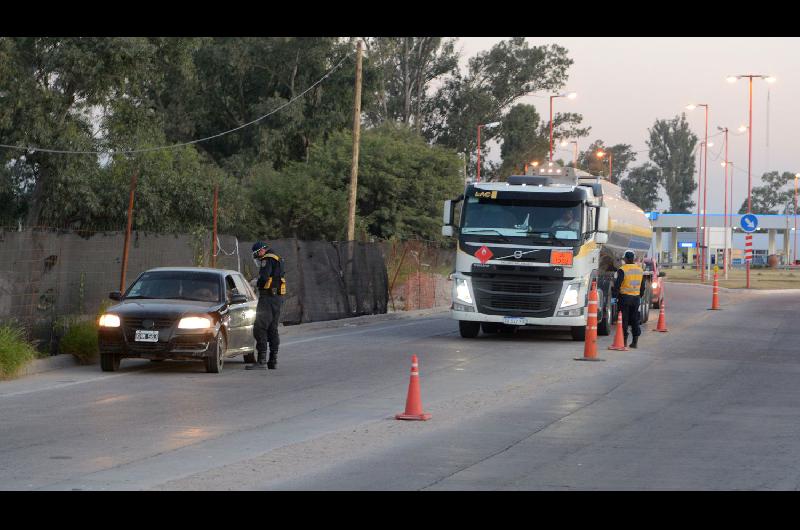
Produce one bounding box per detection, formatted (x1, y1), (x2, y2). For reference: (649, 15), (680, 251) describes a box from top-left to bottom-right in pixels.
(549, 92), (576, 162)
(727, 74), (775, 288)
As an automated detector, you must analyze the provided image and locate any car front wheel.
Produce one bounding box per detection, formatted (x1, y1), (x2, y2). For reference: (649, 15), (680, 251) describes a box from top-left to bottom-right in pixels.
(205, 334), (226, 374)
(100, 353), (120, 372)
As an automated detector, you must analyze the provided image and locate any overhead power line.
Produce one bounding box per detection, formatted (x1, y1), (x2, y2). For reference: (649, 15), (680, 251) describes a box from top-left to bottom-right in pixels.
(0, 52), (353, 156)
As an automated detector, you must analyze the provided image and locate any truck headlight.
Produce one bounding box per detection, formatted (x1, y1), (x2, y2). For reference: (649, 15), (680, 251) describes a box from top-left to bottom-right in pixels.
(98, 314), (120, 328)
(455, 278), (473, 304)
(178, 316), (212, 329)
(560, 283), (580, 308)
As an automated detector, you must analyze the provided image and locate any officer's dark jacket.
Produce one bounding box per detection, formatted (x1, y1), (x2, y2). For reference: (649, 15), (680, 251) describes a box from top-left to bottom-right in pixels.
(257, 252), (286, 295)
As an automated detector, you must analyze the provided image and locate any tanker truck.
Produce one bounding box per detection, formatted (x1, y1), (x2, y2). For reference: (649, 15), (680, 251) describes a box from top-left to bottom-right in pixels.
(442, 165), (654, 340)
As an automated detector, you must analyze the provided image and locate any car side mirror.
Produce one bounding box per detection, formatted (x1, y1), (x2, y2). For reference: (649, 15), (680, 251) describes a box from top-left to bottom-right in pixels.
(658, 271), (667, 277)
(109, 291), (122, 301)
(230, 293), (248, 304)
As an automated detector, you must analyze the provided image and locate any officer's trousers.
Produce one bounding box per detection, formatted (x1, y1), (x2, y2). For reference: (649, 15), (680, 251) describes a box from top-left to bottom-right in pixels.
(619, 294), (641, 342)
(254, 295), (283, 356)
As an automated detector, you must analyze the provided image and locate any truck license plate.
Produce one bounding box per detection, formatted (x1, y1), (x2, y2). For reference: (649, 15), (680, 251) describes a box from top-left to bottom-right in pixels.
(503, 317), (527, 326)
(135, 330), (159, 342)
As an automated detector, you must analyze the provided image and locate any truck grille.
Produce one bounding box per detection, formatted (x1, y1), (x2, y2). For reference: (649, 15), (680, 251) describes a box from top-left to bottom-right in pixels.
(472, 276), (562, 316)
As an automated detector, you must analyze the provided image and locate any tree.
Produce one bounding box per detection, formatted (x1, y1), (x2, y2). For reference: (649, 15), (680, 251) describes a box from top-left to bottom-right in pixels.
(620, 163), (661, 211)
(577, 140), (636, 184)
(424, 38), (574, 180)
(363, 37), (459, 133)
(737, 171), (796, 214)
(250, 124), (463, 241)
(646, 114), (698, 213)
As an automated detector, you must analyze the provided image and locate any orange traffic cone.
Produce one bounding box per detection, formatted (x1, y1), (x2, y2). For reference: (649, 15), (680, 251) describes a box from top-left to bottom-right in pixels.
(653, 286), (668, 332)
(575, 281), (604, 362)
(608, 311), (629, 351)
(710, 268), (721, 310)
(396, 354), (431, 421)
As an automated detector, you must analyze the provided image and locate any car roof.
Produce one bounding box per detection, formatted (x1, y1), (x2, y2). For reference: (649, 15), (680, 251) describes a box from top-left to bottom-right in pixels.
(144, 267), (241, 276)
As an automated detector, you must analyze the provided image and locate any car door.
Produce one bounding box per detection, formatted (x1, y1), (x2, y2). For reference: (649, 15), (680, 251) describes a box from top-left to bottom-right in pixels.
(223, 274), (249, 352)
(232, 273), (257, 351)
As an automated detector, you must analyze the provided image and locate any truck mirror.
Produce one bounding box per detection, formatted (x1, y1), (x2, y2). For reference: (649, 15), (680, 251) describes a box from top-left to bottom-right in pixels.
(442, 225), (454, 237)
(597, 206), (609, 232)
(443, 200), (453, 226)
(595, 232), (608, 244)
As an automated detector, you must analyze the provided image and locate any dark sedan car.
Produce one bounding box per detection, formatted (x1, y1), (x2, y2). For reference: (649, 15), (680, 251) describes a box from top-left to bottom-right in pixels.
(97, 267), (258, 373)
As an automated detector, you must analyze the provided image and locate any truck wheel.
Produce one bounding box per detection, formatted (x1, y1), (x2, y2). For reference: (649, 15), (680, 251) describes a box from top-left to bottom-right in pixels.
(570, 326), (586, 341)
(205, 333), (226, 373)
(459, 321), (481, 338)
(100, 353), (120, 372)
(481, 323), (500, 334)
(597, 288), (612, 336)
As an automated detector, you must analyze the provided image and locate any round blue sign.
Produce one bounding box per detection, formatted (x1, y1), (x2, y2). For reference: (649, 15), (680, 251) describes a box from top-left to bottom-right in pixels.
(741, 214), (758, 233)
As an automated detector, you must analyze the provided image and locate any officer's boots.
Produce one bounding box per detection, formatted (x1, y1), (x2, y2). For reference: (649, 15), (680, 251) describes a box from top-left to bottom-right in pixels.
(267, 351), (278, 370)
(630, 336), (638, 349)
(246, 351), (268, 370)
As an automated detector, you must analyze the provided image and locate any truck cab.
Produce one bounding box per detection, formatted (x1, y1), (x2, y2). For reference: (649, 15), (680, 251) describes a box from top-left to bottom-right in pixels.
(443, 166), (652, 341)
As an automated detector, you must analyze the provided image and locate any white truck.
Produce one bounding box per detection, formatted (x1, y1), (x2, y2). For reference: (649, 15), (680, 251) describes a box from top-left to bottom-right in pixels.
(442, 166), (654, 340)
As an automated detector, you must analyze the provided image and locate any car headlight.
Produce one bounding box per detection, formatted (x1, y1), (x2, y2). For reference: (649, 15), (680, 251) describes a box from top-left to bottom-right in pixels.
(455, 278), (473, 304)
(560, 283), (580, 308)
(98, 314), (120, 328)
(178, 316), (212, 329)
(652, 282), (658, 289)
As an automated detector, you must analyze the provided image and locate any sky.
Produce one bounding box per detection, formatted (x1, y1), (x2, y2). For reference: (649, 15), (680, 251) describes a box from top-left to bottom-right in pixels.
(455, 37), (800, 214)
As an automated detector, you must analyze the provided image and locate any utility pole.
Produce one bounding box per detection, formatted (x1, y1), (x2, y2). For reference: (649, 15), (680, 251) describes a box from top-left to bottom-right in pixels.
(211, 184), (219, 268)
(347, 40), (364, 242)
(120, 170), (138, 293)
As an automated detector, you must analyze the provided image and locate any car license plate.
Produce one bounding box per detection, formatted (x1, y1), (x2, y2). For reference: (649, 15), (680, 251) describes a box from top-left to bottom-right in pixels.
(503, 317), (527, 326)
(135, 330), (159, 342)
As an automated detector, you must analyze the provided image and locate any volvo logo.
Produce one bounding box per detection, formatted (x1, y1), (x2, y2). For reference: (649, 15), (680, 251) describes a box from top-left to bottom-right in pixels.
(513, 250), (523, 259)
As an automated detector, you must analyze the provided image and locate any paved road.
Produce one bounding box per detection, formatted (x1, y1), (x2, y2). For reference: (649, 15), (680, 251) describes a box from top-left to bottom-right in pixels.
(2, 282), (800, 490)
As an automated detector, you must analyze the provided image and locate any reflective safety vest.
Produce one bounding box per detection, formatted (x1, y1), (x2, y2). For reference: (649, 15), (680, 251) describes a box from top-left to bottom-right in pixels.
(619, 263), (644, 296)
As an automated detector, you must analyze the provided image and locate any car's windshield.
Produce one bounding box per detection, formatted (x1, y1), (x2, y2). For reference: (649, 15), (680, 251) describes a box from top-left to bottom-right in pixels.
(461, 197), (582, 241)
(126, 271), (220, 302)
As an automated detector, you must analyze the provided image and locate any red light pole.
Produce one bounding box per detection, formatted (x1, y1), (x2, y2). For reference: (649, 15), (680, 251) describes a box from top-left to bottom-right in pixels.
(476, 121), (500, 183)
(595, 149), (613, 181)
(718, 127), (729, 279)
(792, 174), (799, 265)
(727, 74), (776, 288)
(687, 103), (710, 281)
(549, 92), (577, 162)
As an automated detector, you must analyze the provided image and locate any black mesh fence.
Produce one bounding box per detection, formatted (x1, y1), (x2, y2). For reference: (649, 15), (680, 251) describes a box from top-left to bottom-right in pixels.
(0, 228), (388, 353)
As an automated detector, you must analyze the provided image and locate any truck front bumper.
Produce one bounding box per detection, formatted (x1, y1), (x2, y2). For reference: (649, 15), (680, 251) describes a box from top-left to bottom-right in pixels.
(451, 309), (586, 328)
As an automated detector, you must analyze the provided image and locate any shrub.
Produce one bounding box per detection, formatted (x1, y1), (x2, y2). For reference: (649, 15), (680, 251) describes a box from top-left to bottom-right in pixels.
(0, 325), (37, 379)
(59, 319), (99, 365)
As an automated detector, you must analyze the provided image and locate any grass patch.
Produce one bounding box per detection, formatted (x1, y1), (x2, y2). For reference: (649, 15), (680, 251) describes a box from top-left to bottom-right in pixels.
(664, 267), (800, 289)
(59, 318), (99, 365)
(0, 324), (37, 380)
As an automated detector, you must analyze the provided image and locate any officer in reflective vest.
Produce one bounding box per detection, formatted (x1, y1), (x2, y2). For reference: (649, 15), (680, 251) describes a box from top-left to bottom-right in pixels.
(613, 250), (645, 348)
(246, 240), (286, 370)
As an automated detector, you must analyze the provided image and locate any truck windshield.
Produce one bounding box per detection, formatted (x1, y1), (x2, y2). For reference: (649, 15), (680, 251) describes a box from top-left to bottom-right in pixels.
(461, 198), (583, 241)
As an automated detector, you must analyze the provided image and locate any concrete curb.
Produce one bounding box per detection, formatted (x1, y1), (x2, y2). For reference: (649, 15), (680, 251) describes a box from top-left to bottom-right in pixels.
(20, 354), (80, 377)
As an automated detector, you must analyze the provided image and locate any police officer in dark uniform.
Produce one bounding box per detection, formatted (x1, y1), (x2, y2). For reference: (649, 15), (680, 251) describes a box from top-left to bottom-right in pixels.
(613, 250), (646, 349)
(246, 241), (286, 370)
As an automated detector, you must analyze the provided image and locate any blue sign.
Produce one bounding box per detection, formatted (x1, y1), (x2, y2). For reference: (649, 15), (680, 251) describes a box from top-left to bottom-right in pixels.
(741, 214), (758, 233)
(678, 241), (696, 248)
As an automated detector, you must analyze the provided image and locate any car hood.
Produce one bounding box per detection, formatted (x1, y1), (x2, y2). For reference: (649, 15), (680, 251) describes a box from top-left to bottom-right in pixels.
(108, 299), (222, 319)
